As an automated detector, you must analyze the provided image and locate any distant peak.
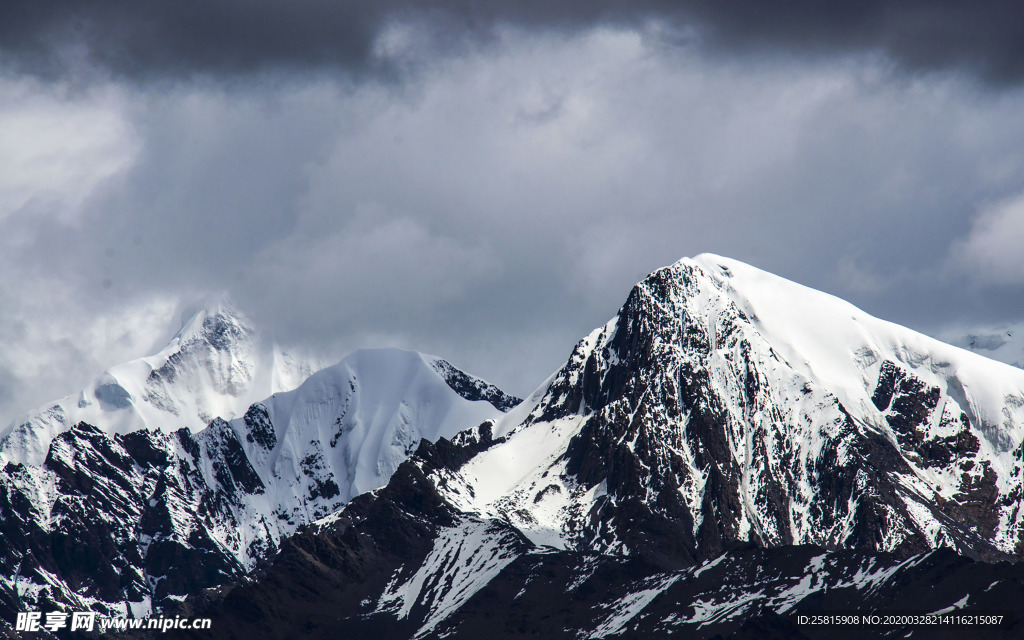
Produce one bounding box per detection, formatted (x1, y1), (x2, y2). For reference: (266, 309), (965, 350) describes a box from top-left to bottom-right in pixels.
(306, 348), (522, 413)
(177, 294), (244, 329)
(173, 297), (253, 348)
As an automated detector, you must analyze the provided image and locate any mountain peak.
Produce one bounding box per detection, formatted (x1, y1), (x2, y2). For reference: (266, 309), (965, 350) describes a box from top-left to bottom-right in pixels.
(386, 254), (1024, 565)
(172, 296), (250, 346)
(2, 256), (1023, 634)
(0, 301), (321, 466)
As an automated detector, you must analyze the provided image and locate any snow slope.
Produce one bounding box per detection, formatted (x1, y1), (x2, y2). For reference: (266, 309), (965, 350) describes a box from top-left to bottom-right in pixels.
(223, 347), (518, 535)
(691, 255), (1024, 442)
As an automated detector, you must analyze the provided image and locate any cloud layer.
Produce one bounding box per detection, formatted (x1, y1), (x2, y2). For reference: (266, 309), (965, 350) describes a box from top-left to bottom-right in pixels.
(3, 11), (1024, 426)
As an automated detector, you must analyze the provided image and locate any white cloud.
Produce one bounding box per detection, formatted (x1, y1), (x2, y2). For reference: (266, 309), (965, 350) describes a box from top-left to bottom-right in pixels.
(955, 193), (1024, 284)
(0, 78), (137, 222)
(0, 285), (177, 424)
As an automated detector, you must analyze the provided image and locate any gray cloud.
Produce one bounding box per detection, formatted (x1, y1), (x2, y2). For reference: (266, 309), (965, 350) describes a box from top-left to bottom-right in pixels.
(4, 30), (1024, 419)
(5, 17), (1024, 428)
(4, 1), (1024, 85)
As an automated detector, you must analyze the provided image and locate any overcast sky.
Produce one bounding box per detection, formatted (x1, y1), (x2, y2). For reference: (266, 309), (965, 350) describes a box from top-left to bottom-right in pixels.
(3, 2), (1024, 424)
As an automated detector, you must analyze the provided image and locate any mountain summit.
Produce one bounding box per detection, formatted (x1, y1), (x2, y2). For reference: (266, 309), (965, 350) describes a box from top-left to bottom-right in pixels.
(459, 253), (1024, 562)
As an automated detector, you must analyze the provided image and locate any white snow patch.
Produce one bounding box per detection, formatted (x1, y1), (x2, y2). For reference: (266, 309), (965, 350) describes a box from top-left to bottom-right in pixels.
(932, 595), (970, 616)
(376, 519), (520, 638)
(589, 575), (680, 638)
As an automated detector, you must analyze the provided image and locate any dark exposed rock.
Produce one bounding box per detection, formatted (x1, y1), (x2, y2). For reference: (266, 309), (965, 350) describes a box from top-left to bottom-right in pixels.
(430, 359), (522, 412)
(871, 361), (903, 411)
(172, 530), (1024, 640)
(118, 430), (171, 469)
(0, 421), (269, 624)
(206, 419), (265, 497)
(242, 403), (276, 450)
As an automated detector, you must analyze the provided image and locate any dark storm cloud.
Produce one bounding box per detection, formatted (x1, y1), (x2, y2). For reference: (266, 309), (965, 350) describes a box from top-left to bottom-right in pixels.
(4, 1), (1024, 84)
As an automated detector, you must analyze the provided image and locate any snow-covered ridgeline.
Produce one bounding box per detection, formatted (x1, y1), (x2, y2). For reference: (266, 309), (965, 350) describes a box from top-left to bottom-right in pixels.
(693, 254), (1024, 449)
(214, 347), (514, 554)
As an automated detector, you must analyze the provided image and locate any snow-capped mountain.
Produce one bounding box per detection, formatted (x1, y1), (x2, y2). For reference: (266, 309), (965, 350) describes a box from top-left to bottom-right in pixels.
(0, 345), (520, 621)
(0, 302), (325, 467)
(186, 254), (1024, 639)
(456, 254), (1024, 561)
